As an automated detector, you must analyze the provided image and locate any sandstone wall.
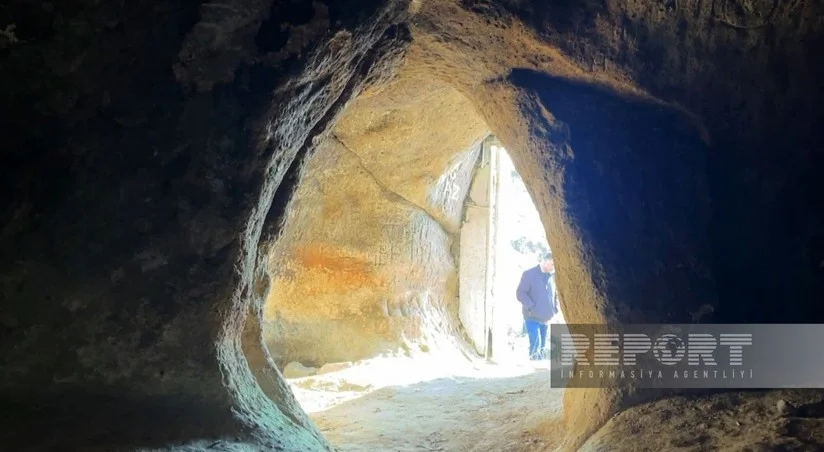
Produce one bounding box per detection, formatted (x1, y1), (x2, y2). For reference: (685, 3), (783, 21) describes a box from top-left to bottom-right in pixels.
(262, 73), (488, 367)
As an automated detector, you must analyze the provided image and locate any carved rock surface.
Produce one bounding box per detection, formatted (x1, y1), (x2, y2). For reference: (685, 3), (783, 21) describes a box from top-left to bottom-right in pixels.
(262, 71), (488, 367)
(1, 0), (823, 450)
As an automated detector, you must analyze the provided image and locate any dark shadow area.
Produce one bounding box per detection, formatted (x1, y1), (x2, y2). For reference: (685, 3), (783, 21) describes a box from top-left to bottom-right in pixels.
(585, 388), (824, 451)
(569, 7), (824, 325)
(0, 390), (238, 452)
(328, 0), (388, 29)
(482, 0), (608, 36)
(508, 66), (824, 325)
(256, 0), (318, 53)
(509, 68), (714, 324)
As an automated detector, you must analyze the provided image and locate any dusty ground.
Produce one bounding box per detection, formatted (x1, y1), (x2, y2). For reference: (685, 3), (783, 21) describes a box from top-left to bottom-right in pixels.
(286, 350), (824, 452)
(286, 353), (566, 452)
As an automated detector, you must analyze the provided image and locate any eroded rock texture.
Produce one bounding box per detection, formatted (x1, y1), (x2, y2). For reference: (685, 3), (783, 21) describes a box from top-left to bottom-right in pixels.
(1, 0), (823, 450)
(262, 72), (487, 367)
(1, 0), (412, 449)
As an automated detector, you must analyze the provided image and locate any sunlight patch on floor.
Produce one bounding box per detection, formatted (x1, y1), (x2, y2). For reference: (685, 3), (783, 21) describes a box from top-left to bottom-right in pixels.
(298, 355), (564, 452)
(286, 353), (548, 414)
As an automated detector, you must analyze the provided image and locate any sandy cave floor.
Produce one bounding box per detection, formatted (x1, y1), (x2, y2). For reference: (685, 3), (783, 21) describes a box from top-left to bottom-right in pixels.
(286, 353), (566, 452)
(285, 352), (824, 452)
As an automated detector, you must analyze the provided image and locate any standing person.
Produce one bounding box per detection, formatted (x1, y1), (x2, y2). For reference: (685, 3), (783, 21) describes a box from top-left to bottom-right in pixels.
(516, 252), (559, 360)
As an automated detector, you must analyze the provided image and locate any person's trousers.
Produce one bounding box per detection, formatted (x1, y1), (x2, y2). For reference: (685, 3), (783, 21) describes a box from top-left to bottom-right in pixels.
(524, 319), (548, 360)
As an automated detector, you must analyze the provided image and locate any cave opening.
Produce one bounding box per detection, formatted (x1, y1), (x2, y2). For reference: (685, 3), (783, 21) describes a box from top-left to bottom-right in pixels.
(253, 73), (567, 449)
(458, 137), (566, 364)
(6, 0), (824, 450)
(258, 129), (568, 447)
(240, 55), (730, 449)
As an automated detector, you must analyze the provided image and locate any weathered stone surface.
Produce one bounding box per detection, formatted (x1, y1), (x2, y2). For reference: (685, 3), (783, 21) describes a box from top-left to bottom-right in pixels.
(283, 362), (318, 379)
(1, 0), (823, 450)
(261, 73), (488, 366)
(317, 361), (354, 375)
(580, 389), (824, 451)
(0, 0), (411, 449)
(776, 399), (796, 417)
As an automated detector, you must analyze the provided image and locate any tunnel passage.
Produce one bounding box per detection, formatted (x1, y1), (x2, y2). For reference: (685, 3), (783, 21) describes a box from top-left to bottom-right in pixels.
(261, 72), (489, 367)
(505, 68), (715, 325)
(253, 52), (717, 450)
(2, 0), (824, 451)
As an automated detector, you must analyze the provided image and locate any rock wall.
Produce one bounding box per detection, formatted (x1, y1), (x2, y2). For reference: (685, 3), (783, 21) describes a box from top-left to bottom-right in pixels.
(2, 0), (823, 450)
(495, 0), (824, 325)
(403, 1), (824, 447)
(0, 0), (413, 449)
(262, 72), (488, 367)
(493, 72), (715, 448)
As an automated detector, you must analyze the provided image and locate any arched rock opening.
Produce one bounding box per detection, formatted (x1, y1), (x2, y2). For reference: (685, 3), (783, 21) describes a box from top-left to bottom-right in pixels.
(2, 0), (823, 451)
(261, 71), (489, 368)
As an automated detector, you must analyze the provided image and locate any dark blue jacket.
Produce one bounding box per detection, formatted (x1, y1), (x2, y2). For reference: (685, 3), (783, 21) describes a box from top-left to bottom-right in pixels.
(516, 265), (558, 323)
